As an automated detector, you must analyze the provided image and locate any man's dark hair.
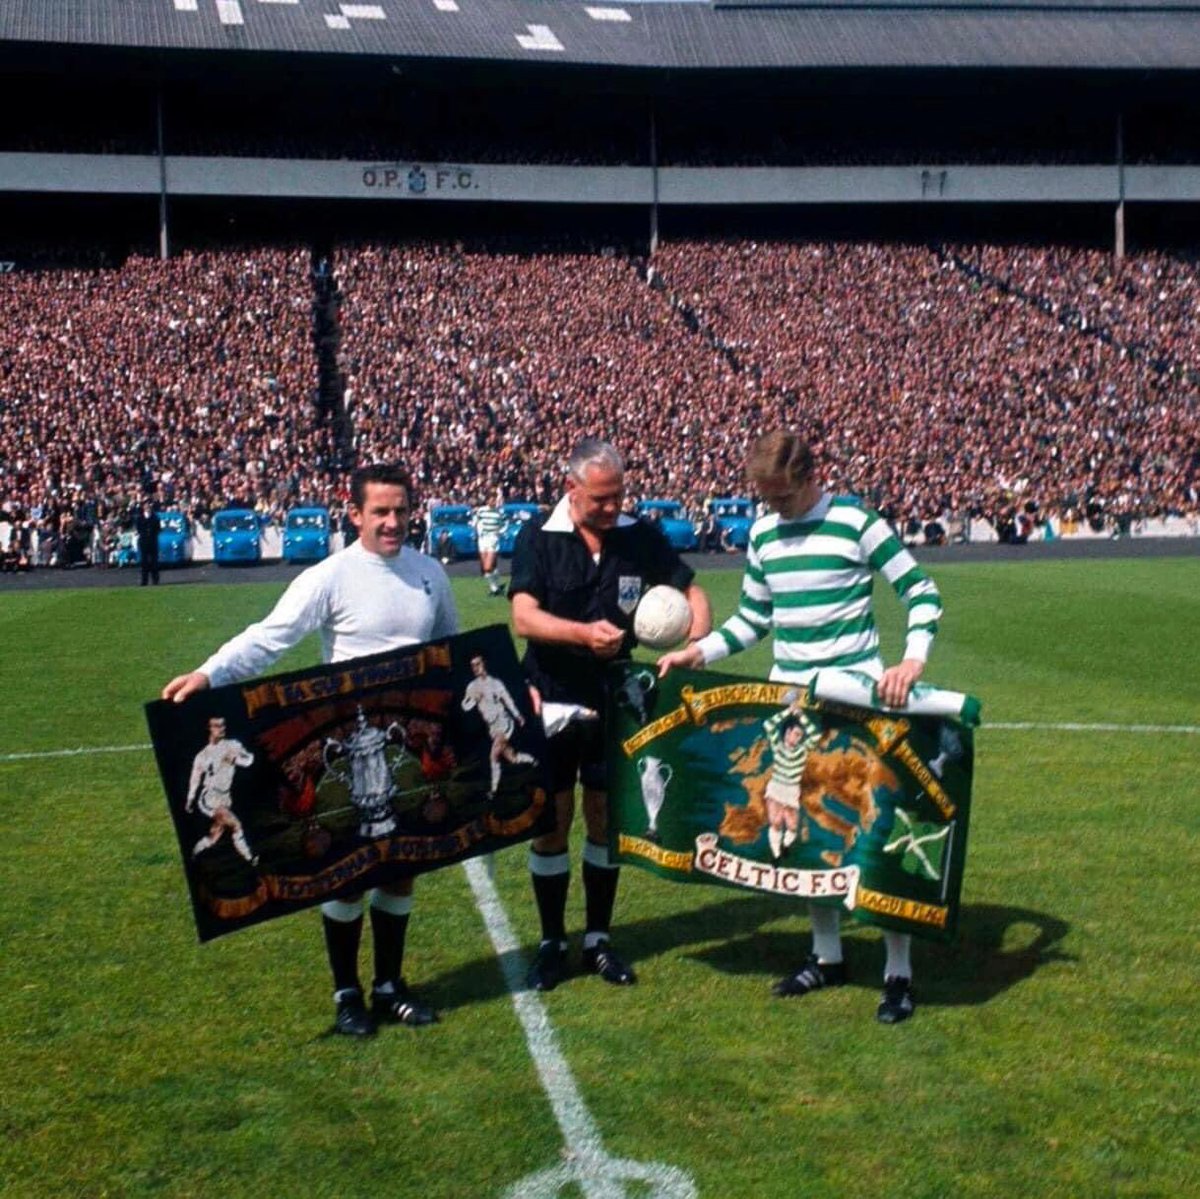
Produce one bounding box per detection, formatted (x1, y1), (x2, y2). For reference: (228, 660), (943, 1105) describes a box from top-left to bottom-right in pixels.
(349, 463), (414, 509)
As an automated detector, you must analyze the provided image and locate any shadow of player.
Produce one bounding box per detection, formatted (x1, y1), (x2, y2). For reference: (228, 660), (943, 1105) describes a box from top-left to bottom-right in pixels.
(685, 900), (1072, 1008)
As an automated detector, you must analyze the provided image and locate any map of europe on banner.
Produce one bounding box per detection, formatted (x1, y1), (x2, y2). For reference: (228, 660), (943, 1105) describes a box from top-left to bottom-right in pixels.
(608, 664), (978, 942)
(146, 625), (550, 942)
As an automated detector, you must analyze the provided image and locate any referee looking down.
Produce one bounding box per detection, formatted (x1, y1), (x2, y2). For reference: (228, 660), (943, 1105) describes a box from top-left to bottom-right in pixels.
(509, 438), (712, 991)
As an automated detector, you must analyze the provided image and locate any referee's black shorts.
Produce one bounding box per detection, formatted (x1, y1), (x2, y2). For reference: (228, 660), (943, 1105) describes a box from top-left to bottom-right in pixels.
(546, 717), (607, 793)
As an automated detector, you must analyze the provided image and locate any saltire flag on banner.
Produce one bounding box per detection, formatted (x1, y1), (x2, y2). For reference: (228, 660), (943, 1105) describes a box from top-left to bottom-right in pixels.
(146, 624), (550, 941)
(607, 664), (979, 942)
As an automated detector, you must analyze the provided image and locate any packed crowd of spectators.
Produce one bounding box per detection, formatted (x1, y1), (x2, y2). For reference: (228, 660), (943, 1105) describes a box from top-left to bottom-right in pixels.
(0, 246), (329, 565)
(653, 239), (1200, 536)
(336, 237), (1199, 538)
(335, 240), (752, 506)
(2, 235), (1198, 568)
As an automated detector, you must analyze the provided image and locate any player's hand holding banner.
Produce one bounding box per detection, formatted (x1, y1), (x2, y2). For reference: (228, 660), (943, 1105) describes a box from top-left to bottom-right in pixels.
(607, 663), (980, 941)
(147, 625), (550, 941)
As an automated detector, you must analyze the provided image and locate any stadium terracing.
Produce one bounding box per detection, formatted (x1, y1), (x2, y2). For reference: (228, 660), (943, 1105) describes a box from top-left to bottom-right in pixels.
(1, 0), (1198, 557)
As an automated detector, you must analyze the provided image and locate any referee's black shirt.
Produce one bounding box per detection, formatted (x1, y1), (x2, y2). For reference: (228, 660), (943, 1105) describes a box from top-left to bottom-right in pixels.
(509, 504), (694, 711)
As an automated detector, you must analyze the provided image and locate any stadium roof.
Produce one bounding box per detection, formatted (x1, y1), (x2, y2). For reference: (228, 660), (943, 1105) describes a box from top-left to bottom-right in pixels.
(3, 0), (1200, 71)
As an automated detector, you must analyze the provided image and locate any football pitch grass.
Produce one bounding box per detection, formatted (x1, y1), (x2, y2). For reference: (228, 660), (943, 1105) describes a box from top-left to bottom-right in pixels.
(2, 557), (1197, 1199)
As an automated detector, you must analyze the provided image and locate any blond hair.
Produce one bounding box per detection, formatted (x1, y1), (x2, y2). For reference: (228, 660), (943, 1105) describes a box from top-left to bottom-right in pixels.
(746, 431), (815, 490)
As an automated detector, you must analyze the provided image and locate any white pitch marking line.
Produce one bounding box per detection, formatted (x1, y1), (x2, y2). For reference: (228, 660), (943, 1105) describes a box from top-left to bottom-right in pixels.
(0, 743), (153, 763)
(462, 857), (697, 1199)
(988, 721), (1200, 734)
(4, 719), (1198, 765)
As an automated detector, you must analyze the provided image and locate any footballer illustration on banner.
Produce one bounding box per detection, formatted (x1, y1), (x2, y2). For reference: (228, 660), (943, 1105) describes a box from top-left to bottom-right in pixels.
(607, 662), (980, 941)
(147, 625), (550, 941)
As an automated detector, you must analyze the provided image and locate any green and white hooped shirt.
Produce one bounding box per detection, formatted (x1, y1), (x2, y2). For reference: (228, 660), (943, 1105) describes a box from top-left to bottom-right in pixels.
(695, 493), (943, 684)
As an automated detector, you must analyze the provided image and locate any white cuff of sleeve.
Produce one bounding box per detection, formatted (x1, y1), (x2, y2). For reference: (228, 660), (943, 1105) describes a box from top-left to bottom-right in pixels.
(198, 660), (227, 689)
(903, 631), (933, 663)
(694, 632), (729, 665)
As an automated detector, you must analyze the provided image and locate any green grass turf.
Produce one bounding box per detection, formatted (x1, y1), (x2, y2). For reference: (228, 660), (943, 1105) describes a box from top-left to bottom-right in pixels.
(1, 558), (1198, 1198)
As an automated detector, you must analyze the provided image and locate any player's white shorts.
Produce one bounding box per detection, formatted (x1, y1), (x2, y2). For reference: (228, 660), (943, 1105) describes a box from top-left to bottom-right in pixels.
(478, 534), (499, 554)
(765, 778), (801, 810)
(199, 790), (234, 818)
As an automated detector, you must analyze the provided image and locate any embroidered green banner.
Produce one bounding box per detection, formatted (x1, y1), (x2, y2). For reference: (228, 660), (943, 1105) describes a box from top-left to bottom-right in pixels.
(607, 664), (977, 942)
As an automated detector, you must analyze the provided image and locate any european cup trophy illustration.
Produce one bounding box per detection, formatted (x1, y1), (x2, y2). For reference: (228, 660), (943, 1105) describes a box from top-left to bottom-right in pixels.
(637, 755), (673, 843)
(929, 723), (964, 779)
(617, 668), (657, 726)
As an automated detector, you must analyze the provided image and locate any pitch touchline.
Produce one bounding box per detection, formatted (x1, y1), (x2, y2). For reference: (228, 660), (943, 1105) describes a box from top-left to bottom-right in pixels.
(988, 721), (1200, 733)
(4, 719), (1199, 765)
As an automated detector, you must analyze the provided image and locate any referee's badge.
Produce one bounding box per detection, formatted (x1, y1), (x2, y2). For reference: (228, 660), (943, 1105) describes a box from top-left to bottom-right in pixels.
(617, 576), (643, 614)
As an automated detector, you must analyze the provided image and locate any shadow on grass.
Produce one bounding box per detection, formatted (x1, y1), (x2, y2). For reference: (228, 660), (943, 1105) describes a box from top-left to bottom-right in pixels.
(423, 892), (1071, 1014)
(685, 901), (1073, 1008)
(423, 890), (784, 1013)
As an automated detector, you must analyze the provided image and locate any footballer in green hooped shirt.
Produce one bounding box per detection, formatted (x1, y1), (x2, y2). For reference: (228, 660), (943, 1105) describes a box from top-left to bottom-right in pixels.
(658, 429), (943, 1026)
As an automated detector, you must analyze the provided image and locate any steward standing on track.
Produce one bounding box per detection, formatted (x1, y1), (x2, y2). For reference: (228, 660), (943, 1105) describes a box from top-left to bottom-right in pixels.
(136, 499), (161, 586)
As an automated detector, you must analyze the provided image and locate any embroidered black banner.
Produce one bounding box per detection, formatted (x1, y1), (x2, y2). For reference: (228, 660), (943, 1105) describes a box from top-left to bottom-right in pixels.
(147, 625), (550, 941)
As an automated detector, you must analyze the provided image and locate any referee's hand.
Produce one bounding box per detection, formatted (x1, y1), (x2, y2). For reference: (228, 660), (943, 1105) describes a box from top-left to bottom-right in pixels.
(584, 620), (625, 659)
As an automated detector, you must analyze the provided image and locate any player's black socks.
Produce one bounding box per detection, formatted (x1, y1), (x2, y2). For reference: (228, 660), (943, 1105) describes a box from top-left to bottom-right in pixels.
(530, 850), (571, 944)
(370, 905), (410, 987)
(322, 913), (364, 994)
(582, 842), (620, 938)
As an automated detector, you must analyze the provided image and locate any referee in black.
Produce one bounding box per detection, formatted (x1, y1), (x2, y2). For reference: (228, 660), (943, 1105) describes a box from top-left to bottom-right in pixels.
(510, 438), (712, 991)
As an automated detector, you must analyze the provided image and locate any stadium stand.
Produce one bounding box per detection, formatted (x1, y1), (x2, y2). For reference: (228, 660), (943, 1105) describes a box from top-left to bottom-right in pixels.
(1, 1), (1199, 565)
(3, 237), (1198, 567)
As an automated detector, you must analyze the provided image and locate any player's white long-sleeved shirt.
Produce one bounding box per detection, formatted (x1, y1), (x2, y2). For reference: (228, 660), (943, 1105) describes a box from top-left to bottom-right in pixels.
(198, 540), (459, 687)
(694, 492), (941, 684)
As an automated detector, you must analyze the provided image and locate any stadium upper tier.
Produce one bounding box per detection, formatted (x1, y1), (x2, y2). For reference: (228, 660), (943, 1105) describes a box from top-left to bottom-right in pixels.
(3, 0), (1200, 70)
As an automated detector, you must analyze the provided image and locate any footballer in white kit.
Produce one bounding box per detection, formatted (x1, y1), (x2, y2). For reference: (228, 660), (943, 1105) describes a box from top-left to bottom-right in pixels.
(186, 715), (257, 863)
(460, 652), (536, 796)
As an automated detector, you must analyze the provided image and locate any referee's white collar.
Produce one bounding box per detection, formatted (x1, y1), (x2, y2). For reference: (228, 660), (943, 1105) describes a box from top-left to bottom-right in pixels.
(543, 495), (637, 533)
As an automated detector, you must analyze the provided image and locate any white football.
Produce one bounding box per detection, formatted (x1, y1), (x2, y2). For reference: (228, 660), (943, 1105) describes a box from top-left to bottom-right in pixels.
(634, 585), (692, 650)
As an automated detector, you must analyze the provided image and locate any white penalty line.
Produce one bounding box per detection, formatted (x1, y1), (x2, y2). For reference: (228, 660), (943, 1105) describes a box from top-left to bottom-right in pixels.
(4, 719), (1198, 765)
